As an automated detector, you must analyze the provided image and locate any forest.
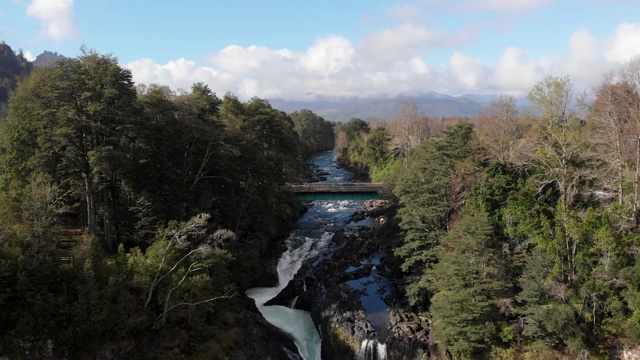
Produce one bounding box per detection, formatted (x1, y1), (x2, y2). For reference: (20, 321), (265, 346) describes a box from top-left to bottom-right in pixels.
(0, 44), (335, 358)
(336, 59), (640, 358)
(2, 38), (640, 359)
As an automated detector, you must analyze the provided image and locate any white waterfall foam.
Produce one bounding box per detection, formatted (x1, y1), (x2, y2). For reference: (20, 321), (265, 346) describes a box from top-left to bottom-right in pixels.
(246, 150), (366, 360)
(246, 231), (335, 360)
(359, 339), (387, 360)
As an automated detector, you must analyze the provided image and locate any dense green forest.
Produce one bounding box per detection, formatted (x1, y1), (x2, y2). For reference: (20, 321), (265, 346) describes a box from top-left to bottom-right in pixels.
(3, 39), (640, 359)
(336, 65), (640, 358)
(0, 42), (32, 119)
(0, 45), (335, 358)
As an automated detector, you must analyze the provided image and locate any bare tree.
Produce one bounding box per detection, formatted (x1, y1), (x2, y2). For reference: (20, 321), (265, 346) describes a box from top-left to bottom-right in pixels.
(387, 100), (430, 157)
(589, 57), (640, 221)
(589, 75), (633, 206)
(526, 76), (589, 208)
(526, 76), (591, 282)
(619, 57), (640, 218)
(475, 95), (522, 163)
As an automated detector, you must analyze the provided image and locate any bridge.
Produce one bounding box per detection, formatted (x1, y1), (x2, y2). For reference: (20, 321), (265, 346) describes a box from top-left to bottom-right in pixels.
(288, 183), (385, 200)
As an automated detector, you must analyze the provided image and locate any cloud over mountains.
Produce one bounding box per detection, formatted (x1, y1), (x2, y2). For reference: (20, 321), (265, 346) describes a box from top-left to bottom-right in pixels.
(17, 0), (640, 101)
(127, 21), (640, 101)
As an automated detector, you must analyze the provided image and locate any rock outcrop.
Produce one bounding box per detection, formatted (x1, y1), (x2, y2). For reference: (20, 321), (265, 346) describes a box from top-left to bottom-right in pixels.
(267, 200), (430, 359)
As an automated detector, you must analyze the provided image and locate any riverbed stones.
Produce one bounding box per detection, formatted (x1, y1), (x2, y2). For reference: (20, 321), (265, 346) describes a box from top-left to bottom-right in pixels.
(263, 200), (431, 359)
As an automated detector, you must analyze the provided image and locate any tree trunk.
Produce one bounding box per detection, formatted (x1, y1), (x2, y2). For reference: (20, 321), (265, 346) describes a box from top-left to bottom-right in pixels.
(634, 135), (640, 220)
(103, 192), (113, 252)
(85, 175), (96, 235)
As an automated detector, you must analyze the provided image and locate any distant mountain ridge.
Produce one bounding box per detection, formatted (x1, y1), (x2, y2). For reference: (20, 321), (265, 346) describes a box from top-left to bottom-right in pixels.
(33, 51), (66, 67)
(269, 93), (501, 122)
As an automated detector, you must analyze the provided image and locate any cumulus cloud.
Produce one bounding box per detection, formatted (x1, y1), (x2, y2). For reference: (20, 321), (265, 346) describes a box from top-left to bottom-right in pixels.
(490, 47), (544, 95)
(26, 0), (77, 41)
(23, 50), (35, 61)
(604, 22), (640, 64)
(450, 52), (489, 91)
(542, 23), (640, 92)
(126, 22), (640, 101)
(126, 58), (238, 95)
(303, 36), (355, 75)
(210, 45), (294, 74)
(549, 27), (609, 87)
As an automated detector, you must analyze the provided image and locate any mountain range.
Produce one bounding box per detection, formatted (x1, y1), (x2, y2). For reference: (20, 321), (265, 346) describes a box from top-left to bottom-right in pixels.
(269, 93), (503, 122)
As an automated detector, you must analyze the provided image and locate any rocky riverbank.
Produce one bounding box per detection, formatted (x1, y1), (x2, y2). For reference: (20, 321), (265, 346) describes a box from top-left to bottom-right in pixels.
(267, 200), (431, 359)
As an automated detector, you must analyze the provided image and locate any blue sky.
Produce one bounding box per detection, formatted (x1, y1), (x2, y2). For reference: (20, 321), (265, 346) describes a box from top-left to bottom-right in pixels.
(1, 0), (640, 100)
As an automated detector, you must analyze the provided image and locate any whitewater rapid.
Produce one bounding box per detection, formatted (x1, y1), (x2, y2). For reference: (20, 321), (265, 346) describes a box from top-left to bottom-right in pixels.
(246, 150), (359, 360)
(246, 201), (356, 360)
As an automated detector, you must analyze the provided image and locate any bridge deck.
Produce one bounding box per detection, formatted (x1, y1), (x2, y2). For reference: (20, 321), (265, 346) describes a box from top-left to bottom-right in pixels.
(287, 183), (385, 193)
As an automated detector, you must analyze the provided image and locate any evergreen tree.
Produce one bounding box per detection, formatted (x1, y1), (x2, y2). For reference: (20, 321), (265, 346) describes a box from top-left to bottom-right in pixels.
(393, 122), (477, 306)
(429, 210), (501, 358)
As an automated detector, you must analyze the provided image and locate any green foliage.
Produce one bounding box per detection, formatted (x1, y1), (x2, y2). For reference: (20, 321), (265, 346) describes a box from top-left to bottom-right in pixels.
(471, 162), (519, 230)
(0, 42), (32, 118)
(290, 109), (335, 157)
(4, 43), (640, 359)
(0, 45), (312, 358)
(2, 49), (139, 251)
(428, 210), (501, 357)
(392, 122), (477, 306)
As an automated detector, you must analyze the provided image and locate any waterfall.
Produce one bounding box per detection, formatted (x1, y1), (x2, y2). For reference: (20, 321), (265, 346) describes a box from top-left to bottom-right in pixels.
(290, 296), (299, 309)
(246, 150), (364, 360)
(246, 234), (324, 360)
(359, 339), (387, 360)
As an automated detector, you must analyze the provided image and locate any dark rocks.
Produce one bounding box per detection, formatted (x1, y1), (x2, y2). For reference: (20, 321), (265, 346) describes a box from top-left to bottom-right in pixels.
(351, 211), (367, 222)
(306, 163), (330, 183)
(363, 200), (394, 217)
(262, 197), (431, 359)
(266, 197), (431, 359)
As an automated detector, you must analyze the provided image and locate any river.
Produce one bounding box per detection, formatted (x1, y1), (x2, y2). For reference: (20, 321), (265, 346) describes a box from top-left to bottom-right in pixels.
(246, 150), (367, 360)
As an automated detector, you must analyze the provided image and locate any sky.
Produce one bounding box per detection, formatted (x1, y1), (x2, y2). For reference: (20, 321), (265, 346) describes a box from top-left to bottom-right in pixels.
(1, 0), (640, 101)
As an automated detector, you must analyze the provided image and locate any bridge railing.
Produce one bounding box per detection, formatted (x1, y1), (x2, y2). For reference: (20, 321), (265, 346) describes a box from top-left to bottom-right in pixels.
(286, 183), (385, 193)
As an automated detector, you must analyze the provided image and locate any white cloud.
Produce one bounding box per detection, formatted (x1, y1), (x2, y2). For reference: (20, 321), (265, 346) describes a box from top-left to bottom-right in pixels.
(127, 22), (640, 101)
(490, 47), (543, 95)
(359, 24), (445, 63)
(210, 45), (293, 74)
(604, 22), (640, 64)
(26, 0), (76, 41)
(450, 52), (489, 91)
(126, 58), (238, 95)
(303, 36), (355, 75)
(23, 50), (35, 61)
(360, 22), (477, 66)
(551, 27), (609, 87)
(409, 57), (430, 74)
(545, 23), (640, 91)
(569, 27), (598, 59)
